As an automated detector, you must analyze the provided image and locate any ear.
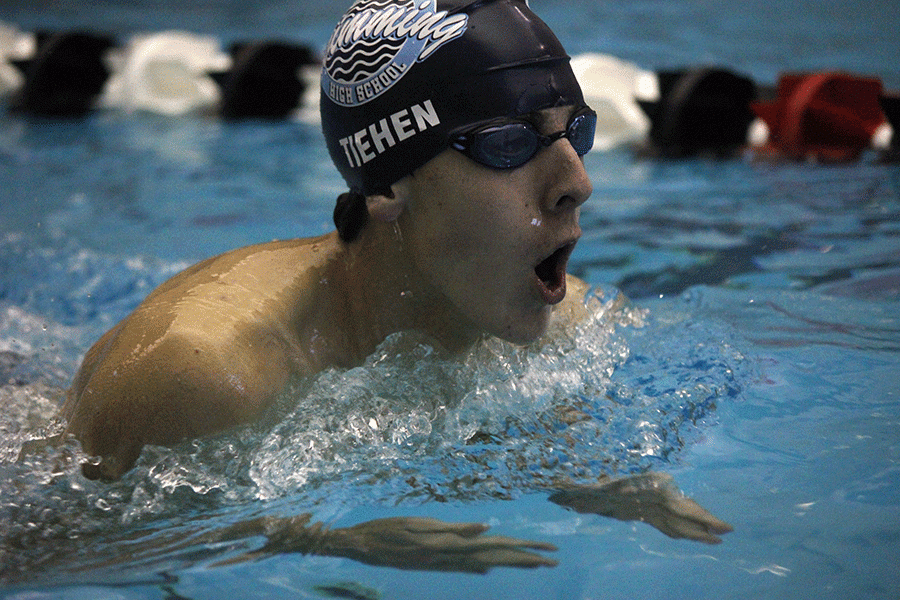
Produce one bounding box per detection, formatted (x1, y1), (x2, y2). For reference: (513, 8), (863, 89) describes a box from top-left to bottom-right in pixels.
(365, 180), (410, 223)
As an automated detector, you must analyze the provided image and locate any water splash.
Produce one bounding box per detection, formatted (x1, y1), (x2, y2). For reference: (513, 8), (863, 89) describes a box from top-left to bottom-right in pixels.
(0, 287), (747, 582)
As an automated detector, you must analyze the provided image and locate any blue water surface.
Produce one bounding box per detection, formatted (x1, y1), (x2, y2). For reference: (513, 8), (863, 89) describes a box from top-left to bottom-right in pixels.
(1, 1), (899, 599)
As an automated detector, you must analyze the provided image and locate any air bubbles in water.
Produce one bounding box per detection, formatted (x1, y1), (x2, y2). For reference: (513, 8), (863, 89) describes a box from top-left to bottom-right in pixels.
(0, 287), (748, 579)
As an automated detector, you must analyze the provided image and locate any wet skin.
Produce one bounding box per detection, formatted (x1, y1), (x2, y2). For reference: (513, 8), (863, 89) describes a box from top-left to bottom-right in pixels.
(58, 105), (731, 568)
(62, 105), (593, 480)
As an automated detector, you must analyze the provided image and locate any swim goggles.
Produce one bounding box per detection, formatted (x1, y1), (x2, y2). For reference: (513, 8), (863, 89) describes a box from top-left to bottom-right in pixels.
(451, 107), (597, 169)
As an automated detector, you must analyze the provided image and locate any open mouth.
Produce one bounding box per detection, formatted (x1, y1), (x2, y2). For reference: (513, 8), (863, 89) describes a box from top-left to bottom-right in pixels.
(534, 242), (575, 304)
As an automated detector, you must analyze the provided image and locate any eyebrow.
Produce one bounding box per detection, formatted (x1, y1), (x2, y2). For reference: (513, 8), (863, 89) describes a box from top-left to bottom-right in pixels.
(524, 111), (550, 130)
(524, 105), (583, 132)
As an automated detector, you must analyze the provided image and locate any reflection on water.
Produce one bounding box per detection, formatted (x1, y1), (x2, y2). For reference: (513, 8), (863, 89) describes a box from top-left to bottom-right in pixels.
(0, 285), (745, 583)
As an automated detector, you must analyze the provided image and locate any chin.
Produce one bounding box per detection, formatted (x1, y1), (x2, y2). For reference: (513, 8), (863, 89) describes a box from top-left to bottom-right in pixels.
(492, 308), (551, 346)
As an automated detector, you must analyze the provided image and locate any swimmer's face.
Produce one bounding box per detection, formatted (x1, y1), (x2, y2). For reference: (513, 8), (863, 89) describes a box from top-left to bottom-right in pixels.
(395, 105), (593, 344)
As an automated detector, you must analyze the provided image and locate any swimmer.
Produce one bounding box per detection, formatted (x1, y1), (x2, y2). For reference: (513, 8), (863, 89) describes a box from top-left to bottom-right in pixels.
(58, 0), (732, 571)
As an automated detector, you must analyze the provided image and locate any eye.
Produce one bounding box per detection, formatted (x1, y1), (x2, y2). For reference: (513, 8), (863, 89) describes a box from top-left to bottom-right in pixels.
(567, 112), (597, 156)
(474, 123), (539, 168)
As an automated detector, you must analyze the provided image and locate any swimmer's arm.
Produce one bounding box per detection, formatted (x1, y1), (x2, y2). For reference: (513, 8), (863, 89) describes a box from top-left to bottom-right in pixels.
(192, 514), (557, 573)
(548, 472), (734, 544)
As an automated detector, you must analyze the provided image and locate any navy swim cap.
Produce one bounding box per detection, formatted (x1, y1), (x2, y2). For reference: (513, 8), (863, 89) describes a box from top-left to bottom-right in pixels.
(320, 0), (585, 196)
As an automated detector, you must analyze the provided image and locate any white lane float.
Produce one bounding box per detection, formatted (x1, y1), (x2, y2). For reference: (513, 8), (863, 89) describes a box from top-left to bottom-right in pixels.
(570, 52), (657, 151)
(100, 31), (229, 115)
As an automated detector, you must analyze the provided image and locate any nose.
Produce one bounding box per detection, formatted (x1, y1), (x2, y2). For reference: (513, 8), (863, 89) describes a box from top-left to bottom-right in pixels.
(538, 137), (593, 215)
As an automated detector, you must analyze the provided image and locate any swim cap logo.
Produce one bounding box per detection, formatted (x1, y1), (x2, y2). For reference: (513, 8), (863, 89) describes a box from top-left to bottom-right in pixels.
(323, 0), (468, 107)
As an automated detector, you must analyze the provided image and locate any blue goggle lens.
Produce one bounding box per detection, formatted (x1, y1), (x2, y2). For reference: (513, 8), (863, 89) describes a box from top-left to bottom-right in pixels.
(453, 108), (597, 169)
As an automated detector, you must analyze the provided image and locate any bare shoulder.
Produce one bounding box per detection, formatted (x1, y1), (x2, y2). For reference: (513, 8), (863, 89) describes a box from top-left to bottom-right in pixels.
(141, 234), (336, 310)
(62, 234), (342, 479)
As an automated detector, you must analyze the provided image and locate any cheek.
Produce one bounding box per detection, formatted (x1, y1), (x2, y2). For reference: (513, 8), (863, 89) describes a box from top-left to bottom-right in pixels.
(438, 208), (520, 277)
(404, 159), (538, 281)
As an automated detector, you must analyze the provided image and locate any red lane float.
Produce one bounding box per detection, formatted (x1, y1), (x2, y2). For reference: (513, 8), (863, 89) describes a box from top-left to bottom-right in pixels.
(751, 72), (886, 162)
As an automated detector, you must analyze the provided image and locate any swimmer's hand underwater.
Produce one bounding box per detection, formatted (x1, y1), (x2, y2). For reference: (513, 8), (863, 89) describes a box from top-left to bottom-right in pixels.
(549, 472), (734, 544)
(184, 473), (730, 575)
(210, 514), (558, 573)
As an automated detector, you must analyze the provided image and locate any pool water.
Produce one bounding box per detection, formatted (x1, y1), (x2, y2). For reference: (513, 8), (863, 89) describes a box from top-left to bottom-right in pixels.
(1, 0), (899, 598)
